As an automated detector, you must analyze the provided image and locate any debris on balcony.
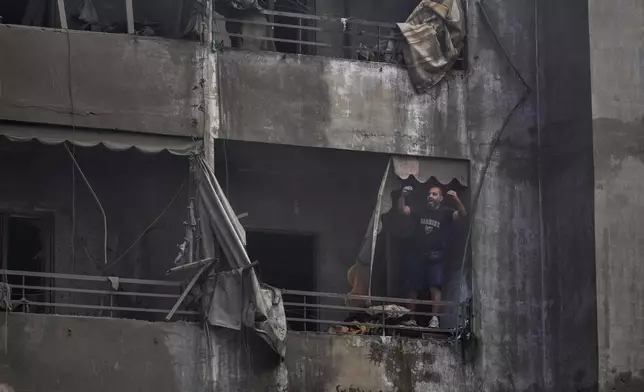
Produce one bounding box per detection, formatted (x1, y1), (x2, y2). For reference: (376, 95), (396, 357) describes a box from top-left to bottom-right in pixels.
(328, 304), (413, 335)
(75, 0), (101, 31)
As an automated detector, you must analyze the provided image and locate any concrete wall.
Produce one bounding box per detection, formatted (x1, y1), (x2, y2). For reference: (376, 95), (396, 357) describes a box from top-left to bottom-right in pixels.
(589, 1), (644, 391)
(0, 25), (201, 138)
(0, 313), (207, 392)
(285, 332), (472, 392)
(217, 50), (469, 158)
(0, 139), (191, 318)
(0, 313), (471, 392)
(211, 327), (471, 392)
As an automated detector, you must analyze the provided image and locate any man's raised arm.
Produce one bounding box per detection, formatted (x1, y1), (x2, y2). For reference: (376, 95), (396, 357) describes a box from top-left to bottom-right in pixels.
(447, 190), (467, 220)
(399, 186), (413, 216)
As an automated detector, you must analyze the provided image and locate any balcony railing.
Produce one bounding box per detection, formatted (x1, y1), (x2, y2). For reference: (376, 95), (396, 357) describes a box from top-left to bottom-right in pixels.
(281, 289), (468, 338)
(214, 8), (407, 63)
(0, 270), (198, 321)
(0, 269), (471, 340)
(214, 7), (467, 68)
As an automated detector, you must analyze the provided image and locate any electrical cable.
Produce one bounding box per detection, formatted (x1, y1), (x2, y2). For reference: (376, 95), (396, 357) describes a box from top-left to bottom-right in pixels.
(65, 26), (77, 272)
(71, 147), (76, 271)
(103, 178), (187, 272)
(453, 0), (533, 339)
(64, 143), (108, 267)
(284, 0), (315, 14)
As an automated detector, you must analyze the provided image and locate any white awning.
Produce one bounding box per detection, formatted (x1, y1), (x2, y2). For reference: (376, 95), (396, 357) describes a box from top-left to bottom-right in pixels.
(392, 155), (469, 186)
(0, 123), (201, 155)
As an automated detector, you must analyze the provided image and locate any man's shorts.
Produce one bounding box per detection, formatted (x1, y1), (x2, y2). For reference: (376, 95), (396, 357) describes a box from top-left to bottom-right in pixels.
(404, 251), (445, 292)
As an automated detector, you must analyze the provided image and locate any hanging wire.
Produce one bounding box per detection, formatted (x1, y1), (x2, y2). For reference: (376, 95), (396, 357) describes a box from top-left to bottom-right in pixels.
(64, 25), (78, 271)
(103, 178), (188, 272)
(283, 0), (315, 14)
(453, 0), (533, 340)
(71, 147), (76, 270)
(63, 143), (108, 267)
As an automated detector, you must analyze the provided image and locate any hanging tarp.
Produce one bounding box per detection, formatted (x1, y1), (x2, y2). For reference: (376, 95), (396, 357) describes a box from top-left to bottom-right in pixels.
(0, 123), (200, 155)
(196, 156), (286, 358)
(347, 158), (395, 306)
(346, 156), (468, 302)
(397, 0), (465, 93)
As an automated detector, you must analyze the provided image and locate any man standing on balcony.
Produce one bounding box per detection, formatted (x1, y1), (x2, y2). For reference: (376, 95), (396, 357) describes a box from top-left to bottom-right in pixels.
(398, 185), (466, 328)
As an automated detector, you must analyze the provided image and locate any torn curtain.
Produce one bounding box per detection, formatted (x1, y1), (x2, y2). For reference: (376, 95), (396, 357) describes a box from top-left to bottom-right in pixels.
(397, 0), (465, 93)
(196, 156), (286, 357)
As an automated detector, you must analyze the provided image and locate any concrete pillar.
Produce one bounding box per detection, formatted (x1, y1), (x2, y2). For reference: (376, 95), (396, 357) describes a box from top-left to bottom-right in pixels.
(536, 0), (597, 390)
(589, 1), (644, 391)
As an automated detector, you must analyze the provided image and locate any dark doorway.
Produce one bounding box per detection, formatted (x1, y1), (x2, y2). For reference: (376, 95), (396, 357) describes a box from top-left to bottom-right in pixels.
(1, 214), (51, 312)
(0, 0), (56, 27)
(245, 230), (317, 331)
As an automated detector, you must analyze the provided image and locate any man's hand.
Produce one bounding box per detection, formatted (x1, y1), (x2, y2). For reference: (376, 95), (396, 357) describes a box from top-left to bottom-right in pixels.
(399, 186), (413, 215)
(447, 190), (467, 220)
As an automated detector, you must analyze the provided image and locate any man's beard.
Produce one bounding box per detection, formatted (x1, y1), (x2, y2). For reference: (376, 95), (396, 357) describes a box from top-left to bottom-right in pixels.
(428, 199), (439, 209)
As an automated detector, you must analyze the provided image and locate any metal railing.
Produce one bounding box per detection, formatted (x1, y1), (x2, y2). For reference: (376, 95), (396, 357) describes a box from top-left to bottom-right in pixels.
(281, 289), (465, 337)
(214, 9), (407, 63)
(0, 270), (199, 321)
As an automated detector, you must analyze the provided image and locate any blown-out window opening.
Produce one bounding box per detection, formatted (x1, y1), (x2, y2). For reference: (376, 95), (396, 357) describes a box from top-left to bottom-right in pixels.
(214, 140), (472, 339)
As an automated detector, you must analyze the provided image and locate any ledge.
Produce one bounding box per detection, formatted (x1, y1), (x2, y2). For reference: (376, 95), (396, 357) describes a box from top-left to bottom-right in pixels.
(0, 24), (202, 138)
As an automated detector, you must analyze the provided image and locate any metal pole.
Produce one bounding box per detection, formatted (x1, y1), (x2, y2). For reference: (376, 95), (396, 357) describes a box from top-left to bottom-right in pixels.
(376, 26), (380, 59)
(303, 295), (307, 332)
(165, 262), (211, 321)
(125, 0), (135, 34)
(380, 301), (385, 337)
(297, 17), (302, 54)
(166, 257), (215, 275)
(57, 0), (68, 29)
(22, 275), (26, 313)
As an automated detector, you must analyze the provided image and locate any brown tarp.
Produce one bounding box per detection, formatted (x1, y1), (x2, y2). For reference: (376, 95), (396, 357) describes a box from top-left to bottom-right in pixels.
(397, 0), (465, 93)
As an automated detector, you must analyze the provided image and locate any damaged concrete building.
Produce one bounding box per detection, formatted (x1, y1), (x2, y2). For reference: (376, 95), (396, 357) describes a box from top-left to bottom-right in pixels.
(0, 0), (643, 391)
